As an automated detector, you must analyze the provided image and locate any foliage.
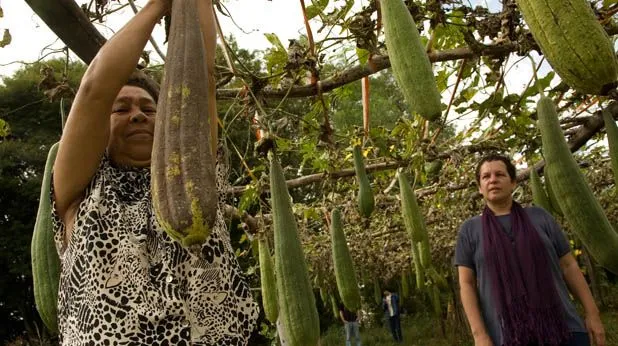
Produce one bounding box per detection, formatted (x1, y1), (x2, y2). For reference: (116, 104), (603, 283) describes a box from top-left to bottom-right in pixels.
(6, 0), (618, 343)
(0, 59), (73, 344)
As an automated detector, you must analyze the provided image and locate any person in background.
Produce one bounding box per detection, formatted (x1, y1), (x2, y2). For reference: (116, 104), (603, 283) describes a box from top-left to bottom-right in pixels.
(338, 303), (361, 346)
(455, 154), (605, 346)
(383, 289), (403, 343)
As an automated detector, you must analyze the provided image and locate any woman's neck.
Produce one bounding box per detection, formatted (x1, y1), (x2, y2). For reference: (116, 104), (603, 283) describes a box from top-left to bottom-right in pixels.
(487, 199), (513, 216)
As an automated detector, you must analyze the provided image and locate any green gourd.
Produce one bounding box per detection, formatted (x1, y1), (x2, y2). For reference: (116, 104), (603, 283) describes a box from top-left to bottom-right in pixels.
(515, 0), (618, 95)
(258, 235), (278, 323)
(330, 208), (362, 311)
(529, 167), (552, 212)
(353, 145), (374, 218)
(538, 96), (618, 274)
(603, 109), (618, 186)
(31, 142), (61, 333)
(269, 153), (320, 345)
(380, 0), (442, 120)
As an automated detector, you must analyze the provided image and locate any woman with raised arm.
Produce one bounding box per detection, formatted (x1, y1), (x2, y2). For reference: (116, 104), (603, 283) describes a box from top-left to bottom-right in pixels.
(51, 1), (258, 344)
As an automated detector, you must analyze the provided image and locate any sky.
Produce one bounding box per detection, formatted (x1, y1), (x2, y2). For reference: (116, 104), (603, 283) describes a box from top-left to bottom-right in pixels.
(0, 0), (348, 77)
(0, 0), (551, 137)
(0, 0), (508, 78)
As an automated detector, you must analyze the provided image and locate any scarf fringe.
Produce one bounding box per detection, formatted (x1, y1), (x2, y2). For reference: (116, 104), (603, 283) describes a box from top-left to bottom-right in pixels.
(500, 296), (570, 346)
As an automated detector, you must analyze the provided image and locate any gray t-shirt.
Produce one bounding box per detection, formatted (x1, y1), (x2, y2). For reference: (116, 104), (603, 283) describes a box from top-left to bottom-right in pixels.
(454, 206), (586, 345)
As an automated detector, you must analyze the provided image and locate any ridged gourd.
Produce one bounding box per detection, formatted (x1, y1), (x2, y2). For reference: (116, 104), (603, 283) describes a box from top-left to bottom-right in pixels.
(31, 142), (61, 333)
(529, 167), (552, 213)
(152, 0), (218, 247)
(330, 208), (362, 311)
(269, 153), (320, 345)
(380, 0), (442, 120)
(258, 235), (278, 323)
(515, 0), (618, 95)
(537, 96), (618, 274)
(353, 145), (374, 218)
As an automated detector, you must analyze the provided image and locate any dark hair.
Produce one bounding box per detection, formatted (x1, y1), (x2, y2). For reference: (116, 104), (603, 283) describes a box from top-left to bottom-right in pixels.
(125, 72), (159, 103)
(475, 154), (517, 183)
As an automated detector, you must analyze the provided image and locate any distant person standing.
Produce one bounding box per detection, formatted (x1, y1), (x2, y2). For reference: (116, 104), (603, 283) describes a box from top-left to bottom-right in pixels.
(338, 303), (361, 346)
(383, 290), (403, 343)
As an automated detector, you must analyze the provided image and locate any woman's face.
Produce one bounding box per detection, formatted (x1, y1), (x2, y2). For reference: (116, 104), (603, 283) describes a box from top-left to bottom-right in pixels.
(107, 85), (156, 168)
(478, 160), (516, 204)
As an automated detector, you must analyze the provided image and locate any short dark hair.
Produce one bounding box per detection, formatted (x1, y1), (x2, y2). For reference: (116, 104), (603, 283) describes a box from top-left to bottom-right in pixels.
(125, 72), (159, 103)
(475, 154), (517, 183)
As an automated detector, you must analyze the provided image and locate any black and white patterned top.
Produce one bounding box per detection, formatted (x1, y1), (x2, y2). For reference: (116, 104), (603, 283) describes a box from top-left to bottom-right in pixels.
(51, 155), (258, 345)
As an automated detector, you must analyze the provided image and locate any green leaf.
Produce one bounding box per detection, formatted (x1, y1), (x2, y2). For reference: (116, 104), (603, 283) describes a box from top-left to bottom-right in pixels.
(435, 69), (451, 92)
(433, 24), (465, 51)
(263, 33), (288, 74)
(264, 33), (286, 51)
(238, 184), (259, 213)
(306, 0), (329, 20)
(604, 0), (618, 8)
(303, 207), (320, 222)
(0, 118), (9, 137)
(461, 87), (477, 102)
(356, 48), (370, 65)
(0, 29), (11, 48)
(519, 72), (555, 104)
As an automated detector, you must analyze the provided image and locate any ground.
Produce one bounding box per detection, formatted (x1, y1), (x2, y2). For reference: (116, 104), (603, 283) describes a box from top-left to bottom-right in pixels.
(320, 311), (618, 346)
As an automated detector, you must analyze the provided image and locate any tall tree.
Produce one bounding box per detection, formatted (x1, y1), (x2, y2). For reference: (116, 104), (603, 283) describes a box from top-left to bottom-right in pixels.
(0, 58), (83, 343)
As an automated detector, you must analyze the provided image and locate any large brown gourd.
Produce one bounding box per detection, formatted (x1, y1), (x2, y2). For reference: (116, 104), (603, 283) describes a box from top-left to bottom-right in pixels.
(152, 0), (218, 247)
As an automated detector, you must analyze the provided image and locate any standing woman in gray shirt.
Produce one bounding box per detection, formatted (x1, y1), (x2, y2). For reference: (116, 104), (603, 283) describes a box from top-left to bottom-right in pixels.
(454, 154), (605, 346)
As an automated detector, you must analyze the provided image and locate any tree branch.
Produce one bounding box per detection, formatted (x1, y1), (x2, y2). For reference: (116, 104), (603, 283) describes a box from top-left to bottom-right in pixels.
(217, 44), (519, 99)
(24, 0), (160, 95)
(228, 102), (616, 198)
(24, 0), (517, 102)
(24, 0), (106, 64)
(228, 143), (503, 196)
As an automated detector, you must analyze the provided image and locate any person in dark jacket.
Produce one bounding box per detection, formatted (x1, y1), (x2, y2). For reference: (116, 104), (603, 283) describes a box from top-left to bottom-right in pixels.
(382, 290), (402, 342)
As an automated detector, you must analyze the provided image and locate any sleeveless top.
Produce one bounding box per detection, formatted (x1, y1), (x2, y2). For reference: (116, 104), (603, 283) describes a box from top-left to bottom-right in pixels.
(51, 155), (258, 345)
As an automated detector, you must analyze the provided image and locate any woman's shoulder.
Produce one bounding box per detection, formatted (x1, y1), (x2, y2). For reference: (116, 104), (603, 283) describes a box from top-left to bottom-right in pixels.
(459, 214), (482, 231)
(456, 214), (483, 244)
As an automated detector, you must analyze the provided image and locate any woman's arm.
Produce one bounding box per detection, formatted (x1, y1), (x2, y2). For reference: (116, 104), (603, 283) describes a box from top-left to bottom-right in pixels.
(53, 0), (169, 229)
(458, 266), (493, 346)
(560, 253), (605, 346)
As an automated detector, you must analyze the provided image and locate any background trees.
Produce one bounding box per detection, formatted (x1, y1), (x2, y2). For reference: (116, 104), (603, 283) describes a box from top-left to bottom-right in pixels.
(3, 0), (618, 344)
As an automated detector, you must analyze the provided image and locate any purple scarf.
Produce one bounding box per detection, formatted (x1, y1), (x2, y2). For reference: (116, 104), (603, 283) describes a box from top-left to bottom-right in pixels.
(482, 202), (570, 346)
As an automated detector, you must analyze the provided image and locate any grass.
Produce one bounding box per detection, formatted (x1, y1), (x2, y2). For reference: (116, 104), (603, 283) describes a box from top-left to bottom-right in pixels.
(602, 310), (618, 345)
(320, 314), (468, 346)
(319, 310), (618, 346)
